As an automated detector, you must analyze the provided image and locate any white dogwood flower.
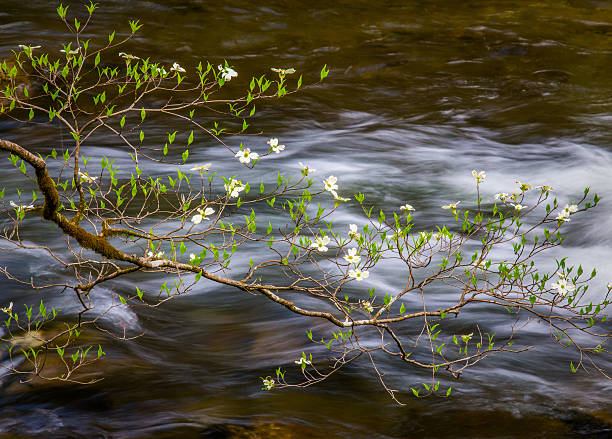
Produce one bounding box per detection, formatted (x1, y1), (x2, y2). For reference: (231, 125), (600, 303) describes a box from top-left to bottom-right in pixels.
(564, 204), (578, 214)
(324, 176), (338, 192)
(171, 62), (186, 73)
(494, 193), (509, 201)
(294, 356), (312, 367)
(267, 138), (285, 154)
(442, 201), (460, 211)
(400, 204), (415, 213)
(516, 181), (532, 191)
(19, 45), (41, 56)
(224, 179), (245, 198)
(311, 235), (331, 252)
(299, 162), (315, 176)
(361, 300), (374, 313)
(348, 224), (361, 240)
(60, 47), (79, 55)
(191, 207), (215, 224)
(218, 65), (238, 82)
(271, 67), (296, 75)
(511, 203), (527, 211)
(78, 171), (97, 183)
(343, 248), (361, 265)
(236, 147), (259, 164)
(119, 52), (140, 60)
(349, 268), (369, 281)
(262, 377), (274, 390)
(331, 192), (351, 202)
(550, 277), (575, 296)
(190, 163), (212, 172)
(472, 170), (486, 182)
(556, 211), (570, 222)
(9, 200), (34, 210)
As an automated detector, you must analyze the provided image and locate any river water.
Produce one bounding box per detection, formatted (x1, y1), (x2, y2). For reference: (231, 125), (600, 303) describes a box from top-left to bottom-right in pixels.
(0, 0), (611, 437)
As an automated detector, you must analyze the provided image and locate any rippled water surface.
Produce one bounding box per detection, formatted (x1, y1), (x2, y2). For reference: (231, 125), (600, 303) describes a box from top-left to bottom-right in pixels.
(0, 1), (611, 437)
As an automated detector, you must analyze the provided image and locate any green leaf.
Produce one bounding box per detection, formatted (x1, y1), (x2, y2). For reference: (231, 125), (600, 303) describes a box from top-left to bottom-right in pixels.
(187, 130), (194, 145)
(119, 295), (126, 304)
(109, 30), (115, 44)
(179, 241), (186, 255)
(94, 52), (100, 67)
(136, 286), (143, 300)
(399, 303), (405, 315)
(320, 64), (329, 80)
(141, 107), (146, 121)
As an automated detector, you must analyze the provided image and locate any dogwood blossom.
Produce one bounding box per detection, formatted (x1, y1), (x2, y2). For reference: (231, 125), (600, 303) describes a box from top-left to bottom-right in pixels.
(152, 66), (168, 76)
(400, 204), (415, 213)
(19, 45), (41, 56)
(361, 300), (374, 313)
(191, 207), (215, 224)
(189, 253), (197, 262)
(271, 67), (296, 75)
(78, 171), (97, 183)
(311, 236), (331, 252)
(324, 176), (338, 192)
(262, 377), (275, 390)
(267, 138), (285, 154)
(510, 203), (527, 211)
(118, 52), (140, 60)
(472, 170), (486, 182)
(299, 162), (315, 176)
(556, 203), (579, 222)
(224, 179), (245, 198)
(349, 268), (369, 281)
(515, 181), (531, 191)
(556, 211), (570, 222)
(348, 224), (361, 240)
(442, 201), (460, 211)
(60, 48), (79, 55)
(190, 163), (212, 172)
(236, 147), (259, 164)
(565, 204), (578, 214)
(330, 190), (350, 202)
(218, 65), (238, 82)
(550, 277), (575, 296)
(294, 356), (312, 367)
(343, 248), (361, 265)
(494, 192), (509, 201)
(171, 62), (186, 73)
(0, 302), (13, 313)
(147, 250), (165, 259)
(9, 201), (34, 210)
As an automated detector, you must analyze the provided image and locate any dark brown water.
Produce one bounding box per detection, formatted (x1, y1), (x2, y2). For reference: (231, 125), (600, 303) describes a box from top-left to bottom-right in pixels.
(0, 1), (611, 437)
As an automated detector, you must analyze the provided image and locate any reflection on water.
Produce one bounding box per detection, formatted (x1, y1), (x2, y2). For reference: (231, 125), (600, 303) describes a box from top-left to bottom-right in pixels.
(0, 0), (611, 437)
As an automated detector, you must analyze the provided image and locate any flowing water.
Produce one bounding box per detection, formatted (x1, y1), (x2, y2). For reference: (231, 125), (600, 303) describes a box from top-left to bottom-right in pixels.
(0, 0), (611, 437)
